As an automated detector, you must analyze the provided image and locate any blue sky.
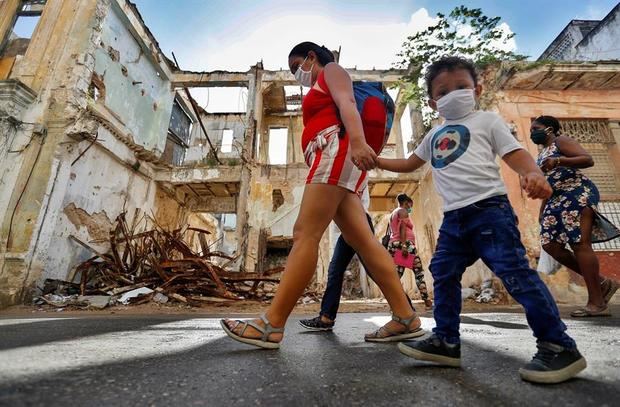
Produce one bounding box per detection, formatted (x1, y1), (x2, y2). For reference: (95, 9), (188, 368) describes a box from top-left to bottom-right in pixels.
(129, 0), (618, 116)
(134, 0), (618, 72)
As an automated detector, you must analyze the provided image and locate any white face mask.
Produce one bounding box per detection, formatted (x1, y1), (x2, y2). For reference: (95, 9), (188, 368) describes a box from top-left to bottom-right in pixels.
(435, 89), (476, 120)
(294, 56), (314, 87)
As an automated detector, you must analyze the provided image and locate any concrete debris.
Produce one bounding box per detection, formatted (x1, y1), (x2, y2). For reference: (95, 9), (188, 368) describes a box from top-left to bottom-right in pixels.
(42, 279), (80, 296)
(152, 292), (169, 304)
(118, 287), (154, 305)
(476, 288), (496, 303)
(461, 288), (477, 301)
(77, 295), (111, 309)
(461, 279), (502, 304)
(34, 294), (78, 307)
(301, 296), (316, 305)
(476, 279), (497, 303)
(33, 293), (111, 309)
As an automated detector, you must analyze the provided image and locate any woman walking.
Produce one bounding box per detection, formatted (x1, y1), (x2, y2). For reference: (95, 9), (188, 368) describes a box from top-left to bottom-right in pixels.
(221, 42), (423, 348)
(387, 194), (432, 309)
(531, 115), (620, 317)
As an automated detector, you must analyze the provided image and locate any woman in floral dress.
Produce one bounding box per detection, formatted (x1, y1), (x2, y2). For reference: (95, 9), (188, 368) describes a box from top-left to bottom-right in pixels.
(531, 116), (620, 317)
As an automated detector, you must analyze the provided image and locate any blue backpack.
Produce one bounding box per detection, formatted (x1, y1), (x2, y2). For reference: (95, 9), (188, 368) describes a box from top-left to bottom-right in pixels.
(339, 81), (395, 154)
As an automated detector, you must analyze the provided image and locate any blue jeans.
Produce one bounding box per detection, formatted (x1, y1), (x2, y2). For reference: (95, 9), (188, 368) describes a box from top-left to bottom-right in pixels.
(320, 214), (413, 320)
(430, 194), (576, 349)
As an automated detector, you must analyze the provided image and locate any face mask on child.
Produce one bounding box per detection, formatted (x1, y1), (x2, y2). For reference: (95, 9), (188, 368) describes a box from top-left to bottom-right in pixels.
(435, 89), (476, 120)
(407, 208), (412, 214)
(294, 56), (314, 87)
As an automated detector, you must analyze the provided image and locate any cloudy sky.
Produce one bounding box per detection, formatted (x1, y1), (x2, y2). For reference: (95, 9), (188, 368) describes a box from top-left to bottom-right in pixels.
(131, 0), (617, 114)
(130, 0), (617, 161)
(134, 0), (616, 71)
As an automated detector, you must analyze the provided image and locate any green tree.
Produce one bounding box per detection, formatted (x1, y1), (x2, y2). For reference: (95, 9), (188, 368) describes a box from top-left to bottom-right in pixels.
(396, 6), (527, 125)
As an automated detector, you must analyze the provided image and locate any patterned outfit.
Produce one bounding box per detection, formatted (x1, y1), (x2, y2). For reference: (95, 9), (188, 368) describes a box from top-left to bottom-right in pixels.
(387, 209), (430, 302)
(537, 142), (617, 246)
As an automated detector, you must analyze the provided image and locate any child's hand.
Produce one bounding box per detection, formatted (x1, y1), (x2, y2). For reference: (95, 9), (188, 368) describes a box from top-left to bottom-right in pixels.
(521, 172), (552, 200)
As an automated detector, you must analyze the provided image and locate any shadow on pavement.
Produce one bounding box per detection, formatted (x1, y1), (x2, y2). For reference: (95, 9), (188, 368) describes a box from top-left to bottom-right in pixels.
(0, 316), (192, 351)
(460, 315), (529, 330)
(0, 315), (617, 406)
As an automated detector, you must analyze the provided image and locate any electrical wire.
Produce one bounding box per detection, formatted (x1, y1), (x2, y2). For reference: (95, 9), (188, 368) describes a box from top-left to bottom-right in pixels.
(6, 132), (46, 250)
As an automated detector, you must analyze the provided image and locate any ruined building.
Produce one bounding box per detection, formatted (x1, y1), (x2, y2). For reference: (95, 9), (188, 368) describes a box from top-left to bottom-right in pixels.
(2, 0), (619, 309)
(539, 3), (620, 61)
(0, 0), (417, 307)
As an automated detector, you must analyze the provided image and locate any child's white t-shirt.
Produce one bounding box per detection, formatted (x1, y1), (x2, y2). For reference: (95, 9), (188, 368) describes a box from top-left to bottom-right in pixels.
(413, 111), (523, 212)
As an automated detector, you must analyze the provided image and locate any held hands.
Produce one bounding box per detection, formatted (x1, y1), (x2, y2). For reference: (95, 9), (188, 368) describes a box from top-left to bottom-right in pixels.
(350, 138), (378, 171)
(521, 172), (553, 200)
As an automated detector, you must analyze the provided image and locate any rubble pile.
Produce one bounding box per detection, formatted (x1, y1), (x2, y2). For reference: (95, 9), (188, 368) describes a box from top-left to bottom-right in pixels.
(461, 278), (508, 305)
(35, 212), (284, 309)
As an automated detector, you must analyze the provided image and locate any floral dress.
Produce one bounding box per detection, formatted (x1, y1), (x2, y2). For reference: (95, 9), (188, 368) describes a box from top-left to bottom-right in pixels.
(537, 141), (619, 246)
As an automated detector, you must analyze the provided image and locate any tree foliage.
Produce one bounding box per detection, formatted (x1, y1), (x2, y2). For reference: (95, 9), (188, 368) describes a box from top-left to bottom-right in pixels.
(396, 6), (527, 122)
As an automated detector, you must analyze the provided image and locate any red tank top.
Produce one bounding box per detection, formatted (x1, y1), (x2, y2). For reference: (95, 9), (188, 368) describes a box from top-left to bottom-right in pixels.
(301, 69), (340, 152)
(389, 208), (416, 243)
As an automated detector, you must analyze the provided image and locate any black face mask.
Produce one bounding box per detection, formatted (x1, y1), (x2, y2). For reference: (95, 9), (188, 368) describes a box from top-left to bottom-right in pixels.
(530, 129), (548, 145)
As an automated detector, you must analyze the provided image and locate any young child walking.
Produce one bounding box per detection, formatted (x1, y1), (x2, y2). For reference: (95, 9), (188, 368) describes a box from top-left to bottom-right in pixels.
(377, 56), (586, 384)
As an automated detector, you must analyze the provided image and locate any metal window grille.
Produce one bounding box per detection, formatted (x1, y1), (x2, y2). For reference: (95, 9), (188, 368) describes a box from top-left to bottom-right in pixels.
(556, 119), (619, 194)
(558, 119), (613, 144)
(593, 201), (620, 251)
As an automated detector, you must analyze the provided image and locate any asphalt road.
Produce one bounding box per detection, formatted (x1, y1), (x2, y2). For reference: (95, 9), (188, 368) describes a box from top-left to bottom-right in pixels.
(0, 308), (618, 406)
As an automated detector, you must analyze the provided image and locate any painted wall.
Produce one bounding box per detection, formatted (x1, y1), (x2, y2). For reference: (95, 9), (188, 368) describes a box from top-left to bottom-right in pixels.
(34, 138), (157, 282)
(93, 3), (173, 154)
(575, 6), (620, 61)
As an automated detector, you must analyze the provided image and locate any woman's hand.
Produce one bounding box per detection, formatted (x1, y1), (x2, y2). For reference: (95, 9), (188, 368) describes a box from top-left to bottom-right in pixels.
(521, 172), (553, 200)
(401, 247), (408, 258)
(540, 157), (560, 172)
(350, 138), (378, 171)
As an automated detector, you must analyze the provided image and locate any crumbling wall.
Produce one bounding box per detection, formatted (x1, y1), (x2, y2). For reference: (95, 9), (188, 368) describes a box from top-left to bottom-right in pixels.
(35, 140), (158, 283)
(259, 115), (305, 164)
(185, 113), (245, 164)
(154, 187), (187, 230)
(0, 0), (113, 307)
(92, 2), (174, 154)
(0, 0), (184, 308)
(575, 6), (620, 61)
(242, 164), (330, 286)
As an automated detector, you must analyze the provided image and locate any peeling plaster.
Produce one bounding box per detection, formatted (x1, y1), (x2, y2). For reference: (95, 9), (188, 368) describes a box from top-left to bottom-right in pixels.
(63, 203), (113, 241)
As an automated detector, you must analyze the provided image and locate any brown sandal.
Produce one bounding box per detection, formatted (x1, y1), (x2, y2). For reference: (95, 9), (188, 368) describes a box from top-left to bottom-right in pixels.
(220, 314), (284, 349)
(570, 306), (611, 318)
(364, 314), (425, 342)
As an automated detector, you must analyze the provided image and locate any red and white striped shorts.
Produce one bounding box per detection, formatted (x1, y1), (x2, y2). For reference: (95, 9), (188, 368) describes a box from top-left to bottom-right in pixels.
(304, 125), (367, 194)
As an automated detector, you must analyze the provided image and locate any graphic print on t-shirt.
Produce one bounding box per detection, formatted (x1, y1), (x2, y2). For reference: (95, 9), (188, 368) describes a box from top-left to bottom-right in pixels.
(430, 125), (471, 169)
